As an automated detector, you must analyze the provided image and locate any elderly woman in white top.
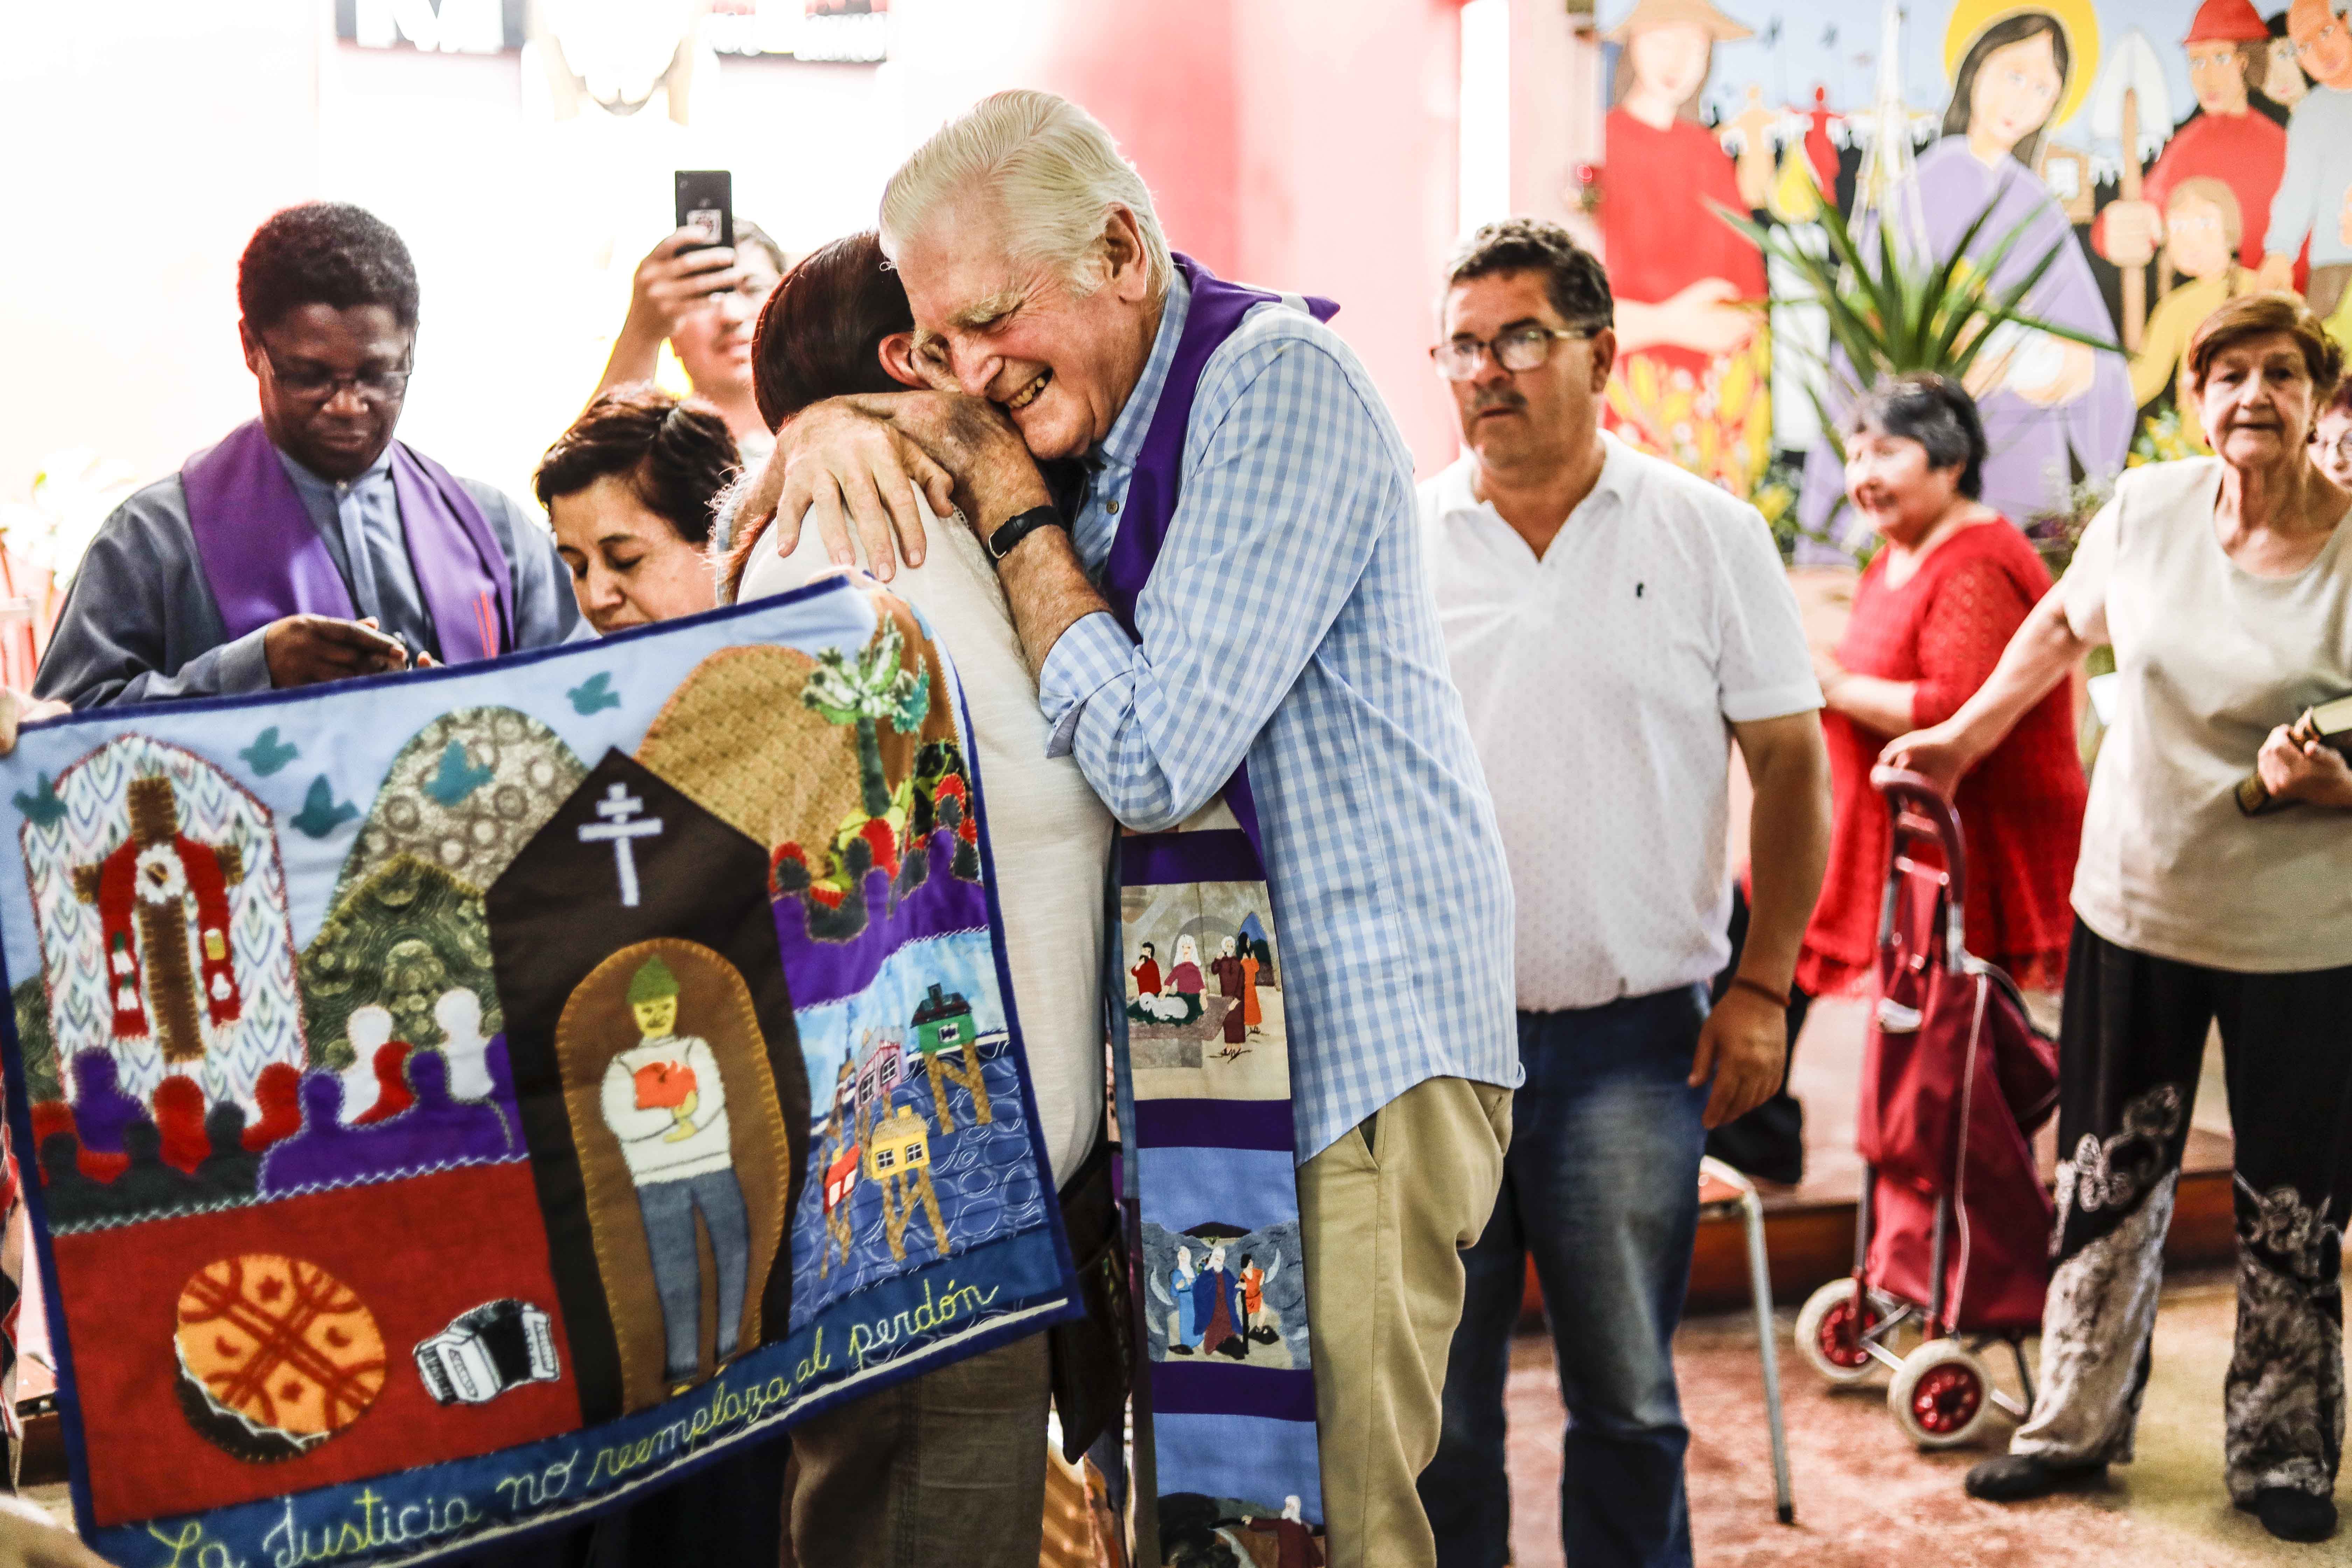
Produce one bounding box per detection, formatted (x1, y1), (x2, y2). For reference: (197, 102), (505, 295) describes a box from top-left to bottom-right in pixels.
(1887, 293), (2352, 1544)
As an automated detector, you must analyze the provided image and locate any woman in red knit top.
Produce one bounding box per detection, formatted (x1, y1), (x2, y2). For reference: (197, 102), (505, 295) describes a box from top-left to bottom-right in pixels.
(1802, 374), (2086, 1001)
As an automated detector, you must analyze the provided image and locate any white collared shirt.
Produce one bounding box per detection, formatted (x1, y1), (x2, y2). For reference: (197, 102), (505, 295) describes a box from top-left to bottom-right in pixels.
(1419, 435), (1821, 1012)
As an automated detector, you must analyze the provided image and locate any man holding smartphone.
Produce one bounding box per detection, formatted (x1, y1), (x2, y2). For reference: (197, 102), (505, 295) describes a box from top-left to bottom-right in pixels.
(591, 178), (787, 470)
(37, 202), (581, 709)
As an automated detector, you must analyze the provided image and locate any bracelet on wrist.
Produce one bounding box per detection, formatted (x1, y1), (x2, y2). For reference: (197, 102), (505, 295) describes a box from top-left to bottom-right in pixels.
(1727, 975), (1790, 1010)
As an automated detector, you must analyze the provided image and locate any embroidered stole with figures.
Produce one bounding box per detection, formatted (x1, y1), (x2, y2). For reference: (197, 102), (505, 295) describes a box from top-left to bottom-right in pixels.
(1101, 255), (1336, 1558)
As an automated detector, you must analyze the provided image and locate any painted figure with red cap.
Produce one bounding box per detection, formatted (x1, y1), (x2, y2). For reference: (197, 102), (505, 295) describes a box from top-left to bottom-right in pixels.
(2092, 0), (2286, 277)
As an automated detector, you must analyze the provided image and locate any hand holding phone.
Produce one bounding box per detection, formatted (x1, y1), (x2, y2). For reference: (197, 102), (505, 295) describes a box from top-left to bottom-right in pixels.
(625, 232), (742, 340)
(262, 615), (410, 689)
(674, 169), (734, 252)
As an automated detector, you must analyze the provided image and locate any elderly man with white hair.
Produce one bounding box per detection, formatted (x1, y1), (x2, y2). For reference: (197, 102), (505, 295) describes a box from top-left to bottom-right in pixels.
(745, 89), (1520, 1567)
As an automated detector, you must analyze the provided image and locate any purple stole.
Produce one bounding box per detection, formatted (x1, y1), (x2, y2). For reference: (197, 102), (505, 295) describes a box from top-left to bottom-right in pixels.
(1105, 255), (1338, 1547)
(178, 420), (515, 662)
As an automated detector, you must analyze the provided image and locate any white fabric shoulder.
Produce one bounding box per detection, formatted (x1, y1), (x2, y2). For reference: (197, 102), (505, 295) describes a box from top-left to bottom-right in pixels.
(2060, 457), (2219, 645)
(2110, 454), (2221, 513)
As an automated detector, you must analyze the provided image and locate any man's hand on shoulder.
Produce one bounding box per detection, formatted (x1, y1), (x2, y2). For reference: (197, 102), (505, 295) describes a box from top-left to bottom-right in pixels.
(762, 398), (958, 582)
(262, 615), (408, 689)
(842, 392), (1049, 536)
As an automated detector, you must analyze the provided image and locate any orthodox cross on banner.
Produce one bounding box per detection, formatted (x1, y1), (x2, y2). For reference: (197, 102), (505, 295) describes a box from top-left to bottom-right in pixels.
(577, 783), (663, 906)
(71, 775), (245, 1063)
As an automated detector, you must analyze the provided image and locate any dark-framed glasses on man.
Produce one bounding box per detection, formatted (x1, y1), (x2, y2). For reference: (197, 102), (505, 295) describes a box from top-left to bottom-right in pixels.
(259, 341), (414, 404)
(1429, 325), (1593, 381)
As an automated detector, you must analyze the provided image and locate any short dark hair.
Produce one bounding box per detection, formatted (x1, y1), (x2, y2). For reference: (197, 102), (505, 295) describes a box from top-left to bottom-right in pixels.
(1441, 218), (1613, 332)
(750, 230), (911, 430)
(1842, 373), (1989, 499)
(238, 202), (420, 333)
(2189, 291), (2345, 402)
(534, 384), (740, 546)
(723, 232), (916, 597)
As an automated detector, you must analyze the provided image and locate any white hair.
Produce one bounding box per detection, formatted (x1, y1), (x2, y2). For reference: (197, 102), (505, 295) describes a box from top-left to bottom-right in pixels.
(879, 89), (1173, 298)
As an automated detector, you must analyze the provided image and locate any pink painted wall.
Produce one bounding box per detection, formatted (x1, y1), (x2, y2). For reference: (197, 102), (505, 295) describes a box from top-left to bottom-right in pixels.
(1510, 0), (1604, 250)
(1036, 2), (1241, 273)
(1030, 0), (1465, 472)
(1232, 0), (1466, 472)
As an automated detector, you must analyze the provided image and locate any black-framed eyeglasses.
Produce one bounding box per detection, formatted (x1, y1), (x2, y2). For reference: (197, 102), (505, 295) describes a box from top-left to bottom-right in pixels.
(1429, 324), (1596, 382)
(257, 340), (414, 405)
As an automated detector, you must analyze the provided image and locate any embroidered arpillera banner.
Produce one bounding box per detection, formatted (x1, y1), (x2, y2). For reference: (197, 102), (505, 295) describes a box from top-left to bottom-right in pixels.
(0, 576), (1077, 1566)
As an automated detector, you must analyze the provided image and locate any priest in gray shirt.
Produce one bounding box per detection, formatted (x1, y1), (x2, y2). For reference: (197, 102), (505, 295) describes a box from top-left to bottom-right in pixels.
(37, 201), (581, 711)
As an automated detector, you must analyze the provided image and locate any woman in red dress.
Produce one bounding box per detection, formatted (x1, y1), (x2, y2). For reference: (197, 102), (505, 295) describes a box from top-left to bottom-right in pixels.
(1801, 375), (2086, 1002)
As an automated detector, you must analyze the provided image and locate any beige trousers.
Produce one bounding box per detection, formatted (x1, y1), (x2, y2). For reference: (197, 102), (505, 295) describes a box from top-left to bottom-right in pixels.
(1299, 1075), (1513, 1568)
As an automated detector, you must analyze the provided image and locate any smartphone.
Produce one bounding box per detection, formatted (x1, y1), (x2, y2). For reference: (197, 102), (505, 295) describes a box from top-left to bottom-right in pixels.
(673, 169), (734, 253)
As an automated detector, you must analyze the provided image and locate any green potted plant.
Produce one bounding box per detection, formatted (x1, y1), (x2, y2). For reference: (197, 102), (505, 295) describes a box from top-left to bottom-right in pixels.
(1714, 185), (2122, 547)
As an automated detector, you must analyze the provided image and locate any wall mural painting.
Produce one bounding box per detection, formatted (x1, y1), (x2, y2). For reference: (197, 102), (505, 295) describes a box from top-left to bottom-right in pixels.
(1597, 0), (2328, 548)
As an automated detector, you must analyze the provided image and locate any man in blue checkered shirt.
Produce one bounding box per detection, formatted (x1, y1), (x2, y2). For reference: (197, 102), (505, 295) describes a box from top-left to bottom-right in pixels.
(747, 91), (1521, 1566)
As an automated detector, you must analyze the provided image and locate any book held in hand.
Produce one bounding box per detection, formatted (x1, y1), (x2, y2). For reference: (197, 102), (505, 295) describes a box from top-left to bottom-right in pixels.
(2235, 693), (2352, 815)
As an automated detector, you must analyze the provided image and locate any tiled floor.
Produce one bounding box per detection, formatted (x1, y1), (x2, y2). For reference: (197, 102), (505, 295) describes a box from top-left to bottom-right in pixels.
(1503, 1271), (2338, 1567)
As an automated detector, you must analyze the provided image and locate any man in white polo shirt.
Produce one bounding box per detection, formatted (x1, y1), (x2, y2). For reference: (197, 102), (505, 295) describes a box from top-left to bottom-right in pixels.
(1414, 218), (1830, 1568)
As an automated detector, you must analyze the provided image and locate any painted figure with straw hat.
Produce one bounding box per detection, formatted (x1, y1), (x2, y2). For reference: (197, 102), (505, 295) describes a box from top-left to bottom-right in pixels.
(1596, 0), (1774, 499)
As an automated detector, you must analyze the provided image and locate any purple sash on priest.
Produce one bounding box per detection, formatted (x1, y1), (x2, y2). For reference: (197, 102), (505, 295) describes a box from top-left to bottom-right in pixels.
(178, 420), (516, 662)
(1106, 255), (1338, 1549)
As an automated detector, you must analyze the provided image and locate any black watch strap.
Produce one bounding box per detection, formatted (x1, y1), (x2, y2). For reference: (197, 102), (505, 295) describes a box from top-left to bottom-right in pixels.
(986, 504), (1067, 562)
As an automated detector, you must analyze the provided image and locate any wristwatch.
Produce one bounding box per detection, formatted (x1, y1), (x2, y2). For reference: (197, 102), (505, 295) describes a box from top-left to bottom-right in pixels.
(986, 504), (1068, 563)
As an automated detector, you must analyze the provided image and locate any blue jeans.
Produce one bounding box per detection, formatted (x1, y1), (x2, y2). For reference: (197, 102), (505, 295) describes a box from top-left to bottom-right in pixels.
(1419, 986), (1711, 1568)
(637, 1168), (752, 1385)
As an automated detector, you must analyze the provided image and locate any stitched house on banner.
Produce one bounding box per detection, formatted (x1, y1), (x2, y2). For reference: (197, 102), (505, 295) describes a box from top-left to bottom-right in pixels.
(0, 578), (1077, 1568)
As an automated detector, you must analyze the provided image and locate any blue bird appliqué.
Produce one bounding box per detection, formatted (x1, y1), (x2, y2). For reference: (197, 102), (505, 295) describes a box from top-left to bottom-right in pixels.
(424, 740), (496, 807)
(567, 672), (622, 715)
(291, 776), (360, 839)
(13, 773), (64, 829)
(240, 726), (300, 777)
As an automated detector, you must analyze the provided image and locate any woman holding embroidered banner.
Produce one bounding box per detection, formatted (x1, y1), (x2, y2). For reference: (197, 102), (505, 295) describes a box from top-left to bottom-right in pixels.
(1885, 293), (2352, 1544)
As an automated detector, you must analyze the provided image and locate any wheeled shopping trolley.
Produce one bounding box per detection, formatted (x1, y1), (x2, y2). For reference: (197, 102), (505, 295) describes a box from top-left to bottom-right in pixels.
(1791, 768), (2060, 1449)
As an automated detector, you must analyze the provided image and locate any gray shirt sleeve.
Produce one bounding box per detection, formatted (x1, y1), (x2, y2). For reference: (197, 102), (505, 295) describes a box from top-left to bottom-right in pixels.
(462, 481), (588, 650)
(37, 471), (587, 712)
(33, 478), (272, 710)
